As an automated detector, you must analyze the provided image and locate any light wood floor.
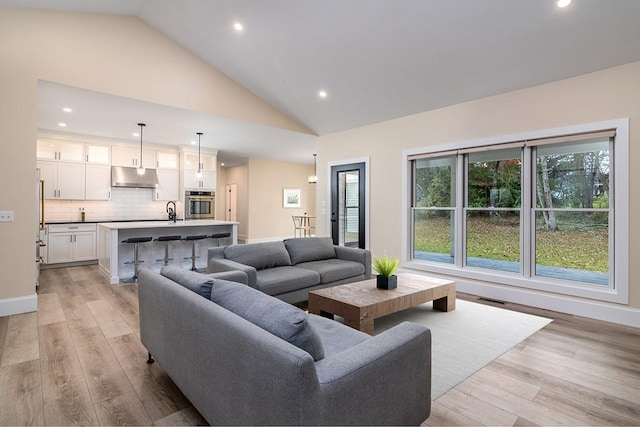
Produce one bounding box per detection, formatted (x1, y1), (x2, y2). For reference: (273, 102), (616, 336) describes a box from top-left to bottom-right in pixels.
(0, 265), (639, 426)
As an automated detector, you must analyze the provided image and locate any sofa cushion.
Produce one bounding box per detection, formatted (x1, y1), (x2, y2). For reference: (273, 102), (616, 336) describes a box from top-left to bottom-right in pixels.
(224, 241), (291, 270)
(161, 266), (214, 299)
(255, 266), (320, 296)
(284, 237), (336, 265)
(210, 279), (325, 361)
(307, 313), (369, 357)
(295, 259), (366, 284)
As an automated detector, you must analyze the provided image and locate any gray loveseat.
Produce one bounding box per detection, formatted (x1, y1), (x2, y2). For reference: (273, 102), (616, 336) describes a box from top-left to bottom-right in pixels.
(138, 266), (431, 425)
(207, 237), (371, 303)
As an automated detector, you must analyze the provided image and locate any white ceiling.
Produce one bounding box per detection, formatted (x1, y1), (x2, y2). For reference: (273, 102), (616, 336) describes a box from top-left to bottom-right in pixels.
(4, 0), (640, 165)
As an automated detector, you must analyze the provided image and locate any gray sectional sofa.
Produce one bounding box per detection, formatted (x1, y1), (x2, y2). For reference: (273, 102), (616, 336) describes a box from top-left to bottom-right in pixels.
(138, 266), (431, 425)
(207, 237), (371, 303)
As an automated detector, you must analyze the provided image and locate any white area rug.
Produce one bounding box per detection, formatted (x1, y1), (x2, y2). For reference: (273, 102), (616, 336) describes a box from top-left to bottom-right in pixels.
(374, 299), (552, 399)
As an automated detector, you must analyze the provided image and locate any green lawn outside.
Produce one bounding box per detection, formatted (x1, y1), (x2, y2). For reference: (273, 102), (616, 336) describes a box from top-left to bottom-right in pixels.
(414, 216), (608, 273)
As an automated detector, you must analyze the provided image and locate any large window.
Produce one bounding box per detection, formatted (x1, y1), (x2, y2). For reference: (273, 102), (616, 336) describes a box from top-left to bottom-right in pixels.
(406, 120), (628, 303)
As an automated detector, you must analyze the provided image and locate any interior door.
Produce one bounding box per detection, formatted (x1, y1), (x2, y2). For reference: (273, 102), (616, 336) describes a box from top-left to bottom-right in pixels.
(331, 162), (366, 248)
(225, 184), (237, 222)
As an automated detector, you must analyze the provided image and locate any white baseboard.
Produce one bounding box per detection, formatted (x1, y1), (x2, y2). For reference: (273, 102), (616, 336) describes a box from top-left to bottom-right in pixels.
(0, 293), (38, 317)
(454, 277), (640, 328)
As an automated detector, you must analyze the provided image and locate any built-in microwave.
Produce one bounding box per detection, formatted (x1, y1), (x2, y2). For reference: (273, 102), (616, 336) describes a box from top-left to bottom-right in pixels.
(185, 190), (215, 220)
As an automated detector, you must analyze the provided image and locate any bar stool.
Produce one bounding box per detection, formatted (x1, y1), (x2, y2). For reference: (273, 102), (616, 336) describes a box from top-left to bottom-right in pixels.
(183, 235), (209, 271)
(121, 236), (153, 282)
(210, 232), (232, 247)
(154, 235), (182, 266)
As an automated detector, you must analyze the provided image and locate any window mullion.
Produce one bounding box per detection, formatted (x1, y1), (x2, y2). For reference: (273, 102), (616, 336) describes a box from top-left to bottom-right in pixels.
(522, 146), (533, 278)
(455, 154), (466, 268)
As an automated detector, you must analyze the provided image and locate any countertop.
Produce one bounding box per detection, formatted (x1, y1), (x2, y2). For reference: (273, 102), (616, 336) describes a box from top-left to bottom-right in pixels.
(96, 219), (238, 230)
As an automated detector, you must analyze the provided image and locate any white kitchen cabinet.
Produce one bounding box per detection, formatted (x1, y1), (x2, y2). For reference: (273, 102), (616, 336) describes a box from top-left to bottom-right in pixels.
(183, 170), (216, 190)
(156, 149), (179, 169)
(37, 139), (85, 162)
(154, 169), (180, 201)
(85, 164), (111, 200)
(183, 151), (216, 171)
(37, 160), (85, 200)
(86, 144), (111, 164)
(47, 223), (97, 264)
(111, 146), (156, 169)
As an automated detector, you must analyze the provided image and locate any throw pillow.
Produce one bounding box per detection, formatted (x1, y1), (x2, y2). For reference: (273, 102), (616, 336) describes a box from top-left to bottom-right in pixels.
(284, 237), (336, 265)
(161, 266), (215, 299)
(223, 241), (292, 270)
(210, 279), (325, 361)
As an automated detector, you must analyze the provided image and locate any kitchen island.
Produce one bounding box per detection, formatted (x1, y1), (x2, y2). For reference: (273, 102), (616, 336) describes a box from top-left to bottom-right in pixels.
(98, 220), (238, 284)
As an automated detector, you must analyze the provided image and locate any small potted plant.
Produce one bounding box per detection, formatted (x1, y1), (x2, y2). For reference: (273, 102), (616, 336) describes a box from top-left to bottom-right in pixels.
(373, 255), (400, 289)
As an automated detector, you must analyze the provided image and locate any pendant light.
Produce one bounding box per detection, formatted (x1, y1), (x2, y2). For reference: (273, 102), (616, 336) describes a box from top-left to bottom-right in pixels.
(308, 153), (318, 184)
(196, 132), (203, 179)
(136, 123), (146, 175)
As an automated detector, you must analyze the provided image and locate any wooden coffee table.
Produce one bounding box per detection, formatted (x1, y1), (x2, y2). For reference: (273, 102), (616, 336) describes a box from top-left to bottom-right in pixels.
(308, 273), (455, 335)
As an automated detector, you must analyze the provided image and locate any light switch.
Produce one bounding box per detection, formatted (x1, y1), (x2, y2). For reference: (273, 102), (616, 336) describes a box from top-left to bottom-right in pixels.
(0, 211), (14, 222)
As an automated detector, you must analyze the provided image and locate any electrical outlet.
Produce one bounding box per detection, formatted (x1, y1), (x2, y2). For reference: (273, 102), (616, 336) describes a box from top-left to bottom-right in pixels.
(0, 211), (14, 222)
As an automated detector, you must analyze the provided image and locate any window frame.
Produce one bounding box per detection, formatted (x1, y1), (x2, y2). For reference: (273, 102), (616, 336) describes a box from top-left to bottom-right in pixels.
(402, 118), (629, 304)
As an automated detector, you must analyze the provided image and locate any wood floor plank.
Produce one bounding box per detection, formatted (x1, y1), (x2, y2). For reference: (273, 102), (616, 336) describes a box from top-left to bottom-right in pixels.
(75, 330), (136, 404)
(486, 358), (605, 408)
(154, 406), (208, 426)
(37, 292), (67, 325)
(38, 322), (85, 390)
(1, 312), (39, 367)
(86, 299), (133, 339)
(108, 333), (191, 421)
(471, 365), (540, 400)
(456, 376), (585, 425)
(42, 376), (99, 426)
(436, 387), (519, 426)
(502, 345), (640, 406)
(94, 391), (152, 426)
(533, 388), (639, 426)
(422, 401), (482, 426)
(61, 295), (99, 332)
(0, 359), (44, 426)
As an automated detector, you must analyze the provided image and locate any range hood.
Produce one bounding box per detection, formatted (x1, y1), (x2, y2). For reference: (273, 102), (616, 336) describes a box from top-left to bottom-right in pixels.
(111, 166), (159, 188)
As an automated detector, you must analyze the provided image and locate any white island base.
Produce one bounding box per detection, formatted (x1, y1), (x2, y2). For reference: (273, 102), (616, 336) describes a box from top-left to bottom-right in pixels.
(98, 220), (238, 284)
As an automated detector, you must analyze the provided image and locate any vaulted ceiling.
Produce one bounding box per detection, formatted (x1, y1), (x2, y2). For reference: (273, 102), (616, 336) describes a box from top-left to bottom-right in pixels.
(3, 0), (640, 164)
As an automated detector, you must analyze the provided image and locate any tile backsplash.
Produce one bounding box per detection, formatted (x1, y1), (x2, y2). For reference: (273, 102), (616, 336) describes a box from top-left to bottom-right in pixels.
(45, 187), (181, 222)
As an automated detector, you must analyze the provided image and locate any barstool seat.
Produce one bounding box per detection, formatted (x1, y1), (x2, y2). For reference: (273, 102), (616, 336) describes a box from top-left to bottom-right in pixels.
(121, 236), (153, 282)
(210, 232), (232, 247)
(183, 234), (210, 271)
(154, 235), (182, 266)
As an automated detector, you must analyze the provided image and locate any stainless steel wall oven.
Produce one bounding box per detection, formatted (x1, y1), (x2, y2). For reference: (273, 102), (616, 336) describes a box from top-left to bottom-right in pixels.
(185, 190), (215, 219)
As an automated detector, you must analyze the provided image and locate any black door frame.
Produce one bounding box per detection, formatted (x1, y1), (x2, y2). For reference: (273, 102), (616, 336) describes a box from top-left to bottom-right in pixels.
(330, 161), (367, 249)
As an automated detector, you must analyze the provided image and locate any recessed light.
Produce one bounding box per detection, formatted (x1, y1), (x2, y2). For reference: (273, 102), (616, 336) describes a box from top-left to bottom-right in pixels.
(318, 90), (328, 99)
(62, 107), (72, 113)
(557, 0), (571, 8)
(190, 140), (197, 145)
(58, 122), (67, 127)
(233, 22), (244, 32)
(220, 162), (225, 166)
(133, 132), (140, 137)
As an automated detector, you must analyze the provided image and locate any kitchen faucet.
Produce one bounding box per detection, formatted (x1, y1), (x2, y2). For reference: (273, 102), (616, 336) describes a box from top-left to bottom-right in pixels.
(166, 201), (177, 223)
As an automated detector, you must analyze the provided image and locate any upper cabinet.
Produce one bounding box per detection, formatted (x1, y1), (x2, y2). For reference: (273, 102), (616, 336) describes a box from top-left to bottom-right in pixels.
(111, 146), (156, 169)
(37, 139), (84, 162)
(183, 151), (216, 172)
(156, 149), (179, 170)
(182, 149), (217, 190)
(86, 144), (111, 164)
(37, 160), (85, 200)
